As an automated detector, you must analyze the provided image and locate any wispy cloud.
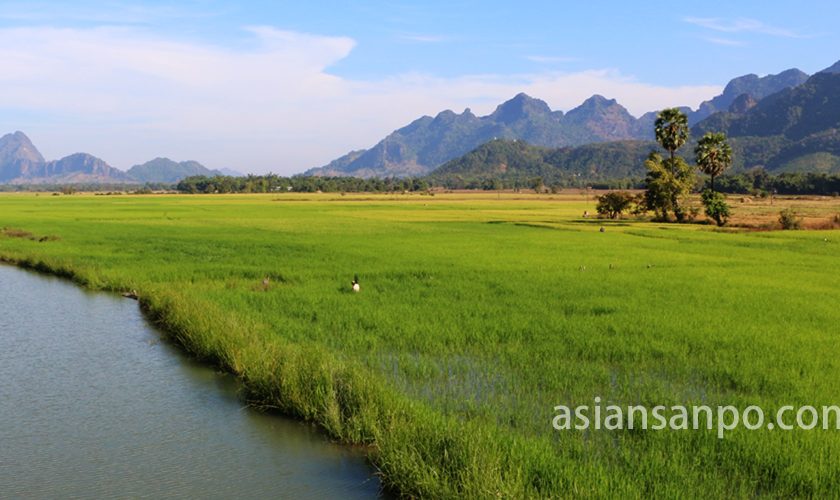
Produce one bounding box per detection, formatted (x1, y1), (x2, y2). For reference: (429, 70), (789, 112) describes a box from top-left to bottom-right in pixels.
(0, 26), (720, 174)
(525, 55), (579, 64)
(399, 33), (450, 43)
(684, 16), (804, 38)
(704, 37), (747, 47)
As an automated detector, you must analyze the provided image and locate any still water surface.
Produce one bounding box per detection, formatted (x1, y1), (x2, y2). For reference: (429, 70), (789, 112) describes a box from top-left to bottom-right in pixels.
(0, 265), (380, 498)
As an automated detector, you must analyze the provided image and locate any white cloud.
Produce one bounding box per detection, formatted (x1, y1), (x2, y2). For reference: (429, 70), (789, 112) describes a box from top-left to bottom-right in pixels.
(705, 37), (747, 47)
(0, 26), (721, 174)
(684, 17), (803, 38)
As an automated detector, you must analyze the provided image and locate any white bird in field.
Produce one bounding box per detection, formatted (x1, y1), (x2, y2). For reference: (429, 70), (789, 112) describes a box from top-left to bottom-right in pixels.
(351, 274), (360, 292)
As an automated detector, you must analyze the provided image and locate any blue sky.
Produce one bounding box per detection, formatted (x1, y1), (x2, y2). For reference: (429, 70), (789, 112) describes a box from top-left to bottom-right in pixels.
(0, 1), (836, 174)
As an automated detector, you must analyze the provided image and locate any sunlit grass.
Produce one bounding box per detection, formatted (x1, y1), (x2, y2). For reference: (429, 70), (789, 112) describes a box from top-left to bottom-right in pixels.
(1, 192), (838, 497)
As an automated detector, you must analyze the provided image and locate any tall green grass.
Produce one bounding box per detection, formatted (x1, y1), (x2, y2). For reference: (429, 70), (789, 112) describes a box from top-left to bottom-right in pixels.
(1, 192), (838, 497)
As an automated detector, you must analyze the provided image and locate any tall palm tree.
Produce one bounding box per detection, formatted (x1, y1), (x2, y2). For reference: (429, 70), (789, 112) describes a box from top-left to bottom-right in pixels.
(654, 108), (689, 162)
(695, 132), (732, 192)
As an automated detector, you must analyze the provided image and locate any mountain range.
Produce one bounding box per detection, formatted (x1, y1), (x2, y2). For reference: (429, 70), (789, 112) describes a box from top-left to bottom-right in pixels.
(310, 60), (839, 178)
(690, 70), (840, 174)
(0, 132), (238, 184)
(431, 69), (840, 184)
(307, 94), (652, 178)
(4, 59), (839, 185)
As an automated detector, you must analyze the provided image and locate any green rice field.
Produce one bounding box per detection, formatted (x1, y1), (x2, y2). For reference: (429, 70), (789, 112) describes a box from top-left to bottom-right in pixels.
(1, 192), (839, 497)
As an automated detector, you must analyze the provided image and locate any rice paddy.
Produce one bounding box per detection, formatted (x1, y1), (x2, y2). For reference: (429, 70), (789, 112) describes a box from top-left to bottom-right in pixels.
(1, 191), (839, 497)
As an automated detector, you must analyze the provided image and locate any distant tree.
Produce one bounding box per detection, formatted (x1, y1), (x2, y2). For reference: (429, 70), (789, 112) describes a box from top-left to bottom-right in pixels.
(654, 108), (689, 162)
(596, 191), (635, 219)
(700, 190), (731, 226)
(778, 208), (802, 230)
(412, 178), (429, 191)
(644, 153), (672, 220)
(644, 152), (695, 221)
(695, 132), (733, 192)
(646, 108), (694, 221)
(630, 192), (648, 215)
(694, 131), (733, 225)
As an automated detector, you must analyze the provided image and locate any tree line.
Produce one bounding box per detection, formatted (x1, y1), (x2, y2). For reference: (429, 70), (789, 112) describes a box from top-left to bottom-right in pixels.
(714, 170), (840, 196)
(175, 174), (431, 194)
(171, 168), (840, 200)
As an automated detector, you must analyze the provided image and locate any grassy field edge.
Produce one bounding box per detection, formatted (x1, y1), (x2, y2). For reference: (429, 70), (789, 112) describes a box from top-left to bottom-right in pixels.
(0, 253), (586, 498)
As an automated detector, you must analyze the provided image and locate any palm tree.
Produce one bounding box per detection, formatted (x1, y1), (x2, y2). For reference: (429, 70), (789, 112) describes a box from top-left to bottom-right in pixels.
(654, 108), (689, 162)
(651, 108), (692, 221)
(695, 132), (732, 192)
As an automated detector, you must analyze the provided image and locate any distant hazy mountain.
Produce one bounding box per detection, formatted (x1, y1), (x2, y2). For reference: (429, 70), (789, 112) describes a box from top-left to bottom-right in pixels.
(315, 150), (366, 176)
(0, 132), (132, 184)
(311, 62), (828, 179)
(217, 167), (245, 177)
(820, 60), (840, 74)
(307, 93), (652, 178)
(42, 153), (134, 183)
(0, 132), (227, 184)
(691, 68), (809, 124)
(434, 73), (840, 184)
(727, 94), (758, 114)
(691, 72), (840, 174)
(127, 157), (223, 183)
(0, 131), (47, 182)
(694, 72), (840, 140)
(563, 95), (648, 141)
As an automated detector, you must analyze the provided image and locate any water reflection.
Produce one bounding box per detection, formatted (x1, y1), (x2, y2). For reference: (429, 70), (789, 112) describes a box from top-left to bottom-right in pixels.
(0, 265), (380, 498)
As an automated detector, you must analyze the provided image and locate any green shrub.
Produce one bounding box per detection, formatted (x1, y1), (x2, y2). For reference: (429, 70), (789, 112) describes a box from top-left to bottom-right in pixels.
(595, 191), (634, 219)
(701, 189), (731, 226)
(779, 208), (802, 230)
